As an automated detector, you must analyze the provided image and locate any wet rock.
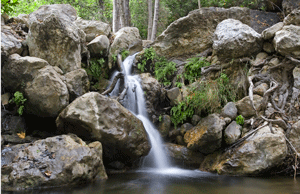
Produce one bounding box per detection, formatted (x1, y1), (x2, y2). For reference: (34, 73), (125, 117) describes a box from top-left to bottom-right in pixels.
(158, 115), (171, 138)
(261, 22), (284, 40)
(184, 114), (226, 154)
(165, 143), (205, 168)
(1, 134), (107, 191)
(213, 19), (262, 59)
(65, 69), (90, 102)
(283, 0), (300, 15)
(221, 102), (237, 120)
(27, 4), (86, 73)
(273, 25), (300, 57)
(284, 8), (300, 26)
(87, 35), (110, 57)
(224, 121), (242, 145)
(56, 92), (151, 165)
(236, 95), (264, 118)
(202, 126), (287, 175)
(74, 18), (111, 42)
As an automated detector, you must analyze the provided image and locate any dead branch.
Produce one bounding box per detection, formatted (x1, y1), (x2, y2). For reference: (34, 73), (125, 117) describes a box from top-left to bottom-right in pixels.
(287, 56), (300, 66)
(101, 72), (124, 95)
(261, 116), (288, 130)
(248, 75), (257, 115)
(201, 64), (221, 75)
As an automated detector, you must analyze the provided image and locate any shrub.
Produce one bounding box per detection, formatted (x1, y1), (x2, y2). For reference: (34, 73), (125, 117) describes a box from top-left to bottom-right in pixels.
(236, 115), (244, 126)
(1, 0), (19, 15)
(184, 57), (210, 84)
(121, 49), (130, 61)
(9, 91), (27, 116)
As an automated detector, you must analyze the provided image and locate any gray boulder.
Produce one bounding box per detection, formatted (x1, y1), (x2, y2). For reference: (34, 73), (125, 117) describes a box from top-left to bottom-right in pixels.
(224, 121), (242, 145)
(261, 22), (284, 40)
(1, 25), (23, 56)
(273, 25), (300, 57)
(27, 4), (86, 73)
(164, 143), (205, 168)
(87, 35), (110, 57)
(288, 120), (300, 153)
(184, 114), (226, 154)
(213, 19), (262, 59)
(74, 18), (111, 42)
(236, 95), (264, 118)
(56, 92), (151, 164)
(65, 69), (90, 102)
(209, 126), (287, 175)
(221, 102), (237, 120)
(1, 134), (107, 191)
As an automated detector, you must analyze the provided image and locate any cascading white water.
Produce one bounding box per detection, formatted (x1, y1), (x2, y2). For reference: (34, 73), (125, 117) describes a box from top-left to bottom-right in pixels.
(109, 54), (169, 169)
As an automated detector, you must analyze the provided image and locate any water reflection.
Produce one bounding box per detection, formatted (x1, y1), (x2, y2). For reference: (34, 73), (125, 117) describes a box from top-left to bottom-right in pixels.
(4, 170), (299, 194)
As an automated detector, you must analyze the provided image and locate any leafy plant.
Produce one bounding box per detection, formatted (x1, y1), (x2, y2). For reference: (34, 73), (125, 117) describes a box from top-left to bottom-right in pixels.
(121, 49), (130, 61)
(154, 57), (177, 86)
(9, 91), (27, 116)
(236, 115), (244, 126)
(137, 47), (157, 73)
(86, 58), (105, 79)
(184, 57), (210, 84)
(1, 0), (19, 15)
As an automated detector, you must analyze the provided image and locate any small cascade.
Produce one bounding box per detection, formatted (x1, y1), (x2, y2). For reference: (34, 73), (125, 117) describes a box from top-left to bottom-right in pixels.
(109, 54), (170, 169)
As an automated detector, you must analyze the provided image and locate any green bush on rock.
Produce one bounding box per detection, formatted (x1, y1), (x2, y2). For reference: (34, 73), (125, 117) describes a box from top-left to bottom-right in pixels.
(9, 91), (27, 116)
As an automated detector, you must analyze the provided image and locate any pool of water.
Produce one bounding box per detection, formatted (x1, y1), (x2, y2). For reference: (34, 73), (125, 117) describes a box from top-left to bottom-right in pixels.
(6, 168), (299, 194)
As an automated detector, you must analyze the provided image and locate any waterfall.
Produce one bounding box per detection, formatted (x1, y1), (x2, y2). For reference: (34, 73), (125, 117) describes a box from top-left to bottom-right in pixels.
(109, 54), (170, 169)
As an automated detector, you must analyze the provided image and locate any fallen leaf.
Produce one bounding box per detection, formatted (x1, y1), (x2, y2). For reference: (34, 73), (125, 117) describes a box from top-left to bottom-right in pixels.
(17, 132), (26, 139)
(44, 170), (51, 177)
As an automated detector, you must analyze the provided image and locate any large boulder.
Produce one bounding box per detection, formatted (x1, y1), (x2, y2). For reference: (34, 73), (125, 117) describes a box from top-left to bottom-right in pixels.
(201, 126), (287, 175)
(213, 19), (262, 59)
(74, 18), (111, 42)
(184, 114), (226, 154)
(87, 35), (110, 57)
(56, 92), (151, 164)
(164, 143), (205, 168)
(27, 4), (86, 73)
(152, 7), (279, 60)
(1, 134), (107, 191)
(110, 27), (142, 56)
(273, 25), (300, 57)
(2, 54), (69, 117)
(283, 0), (300, 15)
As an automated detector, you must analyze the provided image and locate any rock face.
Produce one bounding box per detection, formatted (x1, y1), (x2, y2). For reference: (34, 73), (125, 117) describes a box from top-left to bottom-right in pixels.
(1, 134), (107, 191)
(65, 69), (90, 102)
(213, 19), (262, 59)
(203, 126), (287, 175)
(2, 54), (69, 117)
(1, 25), (24, 56)
(283, 9), (300, 26)
(56, 92), (151, 164)
(288, 120), (300, 152)
(294, 67), (300, 90)
(165, 143), (205, 168)
(87, 35), (110, 57)
(273, 25), (300, 57)
(74, 18), (111, 42)
(27, 4), (86, 73)
(184, 114), (226, 154)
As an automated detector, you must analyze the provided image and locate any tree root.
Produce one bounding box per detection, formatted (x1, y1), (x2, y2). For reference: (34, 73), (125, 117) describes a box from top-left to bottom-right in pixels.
(102, 72), (124, 95)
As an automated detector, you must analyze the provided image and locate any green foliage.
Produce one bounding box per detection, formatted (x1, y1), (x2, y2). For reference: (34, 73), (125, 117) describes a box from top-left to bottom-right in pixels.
(154, 57), (177, 86)
(184, 57), (210, 84)
(121, 49), (130, 61)
(86, 58), (106, 79)
(9, 91), (27, 116)
(170, 73), (237, 127)
(137, 47), (157, 73)
(236, 115), (244, 126)
(1, 0), (19, 15)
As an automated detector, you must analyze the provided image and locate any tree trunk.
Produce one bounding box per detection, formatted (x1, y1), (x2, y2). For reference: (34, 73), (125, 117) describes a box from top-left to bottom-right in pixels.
(147, 0), (153, 40)
(119, 0), (125, 29)
(113, 0), (120, 33)
(198, 0), (201, 9)
(124, 0), (131, 26)
(151, 0), (160, 41)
